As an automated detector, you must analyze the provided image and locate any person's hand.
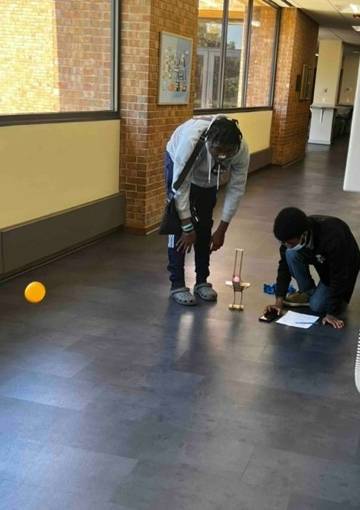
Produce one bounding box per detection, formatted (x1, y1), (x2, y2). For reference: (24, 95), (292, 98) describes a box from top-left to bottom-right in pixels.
(265, 304), (282, 316)
(322, 314), (344, 329)
(265, 297), (284, 316)
(176, 231), (196, 253)
(210, 228), (226, 252)
(210, 221), (229, 252)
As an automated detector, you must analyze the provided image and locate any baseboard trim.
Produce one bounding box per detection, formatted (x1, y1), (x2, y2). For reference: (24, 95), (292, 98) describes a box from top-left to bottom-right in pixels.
(0, 193), (125, 277)
(308, 139), (331, 145)
(249, 147), (272, 173)
(125, 222), (160, 236)
(0, 228), (123, 283)
(282, 154), (306, 167)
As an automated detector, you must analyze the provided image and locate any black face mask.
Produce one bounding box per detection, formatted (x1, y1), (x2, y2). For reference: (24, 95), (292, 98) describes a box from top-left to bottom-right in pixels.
(211, 161), (228, 175)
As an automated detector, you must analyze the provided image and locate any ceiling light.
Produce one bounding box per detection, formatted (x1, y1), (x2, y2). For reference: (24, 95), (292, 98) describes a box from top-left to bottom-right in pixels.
(352, 25), (360, 30)
(251, 20), (261, 28)
(341, 3), (360, 14)
(270, 0), (292, 6)
(351, 3), (360, 13)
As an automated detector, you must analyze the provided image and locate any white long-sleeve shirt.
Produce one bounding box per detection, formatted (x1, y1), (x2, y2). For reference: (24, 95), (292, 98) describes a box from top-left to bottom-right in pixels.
(166, 117), (250, 223)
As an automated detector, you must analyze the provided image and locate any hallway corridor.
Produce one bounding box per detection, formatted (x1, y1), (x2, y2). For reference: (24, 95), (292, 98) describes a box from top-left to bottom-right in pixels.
(0, 139), (359, 510)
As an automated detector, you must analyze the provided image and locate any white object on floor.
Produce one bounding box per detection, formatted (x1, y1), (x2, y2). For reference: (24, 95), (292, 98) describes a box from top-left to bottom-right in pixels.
(355, 330), (360, 394)
(276, 310), (319, 329)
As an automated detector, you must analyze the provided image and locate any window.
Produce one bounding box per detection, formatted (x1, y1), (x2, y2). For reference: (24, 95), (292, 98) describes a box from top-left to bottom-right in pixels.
(195, 0), (279, 110)
(0, 0), (118, 122)
(223, 0), (249, 108)
(195, 2), (225, 109)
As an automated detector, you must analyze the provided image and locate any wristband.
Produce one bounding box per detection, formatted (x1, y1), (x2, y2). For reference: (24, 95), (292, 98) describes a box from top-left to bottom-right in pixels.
(182, 223), (194, 233)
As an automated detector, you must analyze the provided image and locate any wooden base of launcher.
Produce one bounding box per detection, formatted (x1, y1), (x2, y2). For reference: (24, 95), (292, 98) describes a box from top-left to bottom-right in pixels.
(229, 303), (245, 311)
(229, 282), (251, 311)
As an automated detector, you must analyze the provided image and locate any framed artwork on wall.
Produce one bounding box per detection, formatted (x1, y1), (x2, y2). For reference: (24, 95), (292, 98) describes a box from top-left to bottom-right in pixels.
(158, 31), (193, 105)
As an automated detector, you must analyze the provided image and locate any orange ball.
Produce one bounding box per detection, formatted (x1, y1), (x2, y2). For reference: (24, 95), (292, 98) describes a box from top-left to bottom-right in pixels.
(24, 281), (46, 304)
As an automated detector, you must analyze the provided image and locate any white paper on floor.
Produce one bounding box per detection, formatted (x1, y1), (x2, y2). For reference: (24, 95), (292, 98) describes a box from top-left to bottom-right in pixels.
(276, 310), (319, 329)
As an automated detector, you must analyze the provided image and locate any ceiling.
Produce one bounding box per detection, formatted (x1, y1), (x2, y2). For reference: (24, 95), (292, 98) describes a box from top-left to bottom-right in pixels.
(199, 0), (246, 7)
(200, 0), (360, 46)
(285, 0), (360, 44)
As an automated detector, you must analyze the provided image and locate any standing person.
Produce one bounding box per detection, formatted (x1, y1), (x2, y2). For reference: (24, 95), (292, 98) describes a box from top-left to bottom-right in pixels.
(266, 207), (360, 329)
(165, 115), (250, 306)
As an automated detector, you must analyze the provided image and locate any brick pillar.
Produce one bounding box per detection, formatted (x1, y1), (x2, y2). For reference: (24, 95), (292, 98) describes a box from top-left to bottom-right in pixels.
(271, 9), (318, 166)
(246, 4), (278, 107)
(120, 0), (198, 234)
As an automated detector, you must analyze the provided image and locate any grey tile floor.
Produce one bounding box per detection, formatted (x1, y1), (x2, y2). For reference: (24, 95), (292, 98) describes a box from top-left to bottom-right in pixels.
(0, 138), (360, 509)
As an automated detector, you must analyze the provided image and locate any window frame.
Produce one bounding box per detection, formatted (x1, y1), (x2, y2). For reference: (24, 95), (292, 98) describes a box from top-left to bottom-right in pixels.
(0, 0), (120, 127)
(195, 0), (281, 113)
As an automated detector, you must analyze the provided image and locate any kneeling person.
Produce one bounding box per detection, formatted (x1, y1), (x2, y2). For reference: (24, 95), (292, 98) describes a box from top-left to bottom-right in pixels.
(266, 207), (360, 329)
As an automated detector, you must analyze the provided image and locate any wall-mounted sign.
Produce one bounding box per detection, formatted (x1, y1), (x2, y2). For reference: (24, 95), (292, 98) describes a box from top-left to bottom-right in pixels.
(158, 31), (193, 105)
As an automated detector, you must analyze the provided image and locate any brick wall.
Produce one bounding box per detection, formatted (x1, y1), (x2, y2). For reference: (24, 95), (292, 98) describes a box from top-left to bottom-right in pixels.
(246, 4), (277, 107)
(120, 0), (198, 233)
(54, 0), (113, 111)
(0, 0), (112, 115)
(271, 9), (318, 165)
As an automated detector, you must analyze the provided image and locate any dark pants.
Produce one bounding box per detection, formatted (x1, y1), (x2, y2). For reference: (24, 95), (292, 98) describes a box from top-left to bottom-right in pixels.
(285, 248), (349, 315)
(285, 248), (330, 314)
(165, 152), (217, 289)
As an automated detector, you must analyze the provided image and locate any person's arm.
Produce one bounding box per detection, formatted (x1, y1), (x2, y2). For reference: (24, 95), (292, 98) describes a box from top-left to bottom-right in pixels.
(211, 141), (249, 252)
(263, 246), (289, 315)
(210, 220), (229, 252)
(173, 171), (192, 220)
(321, 236), (348, 328)
(275, 246), (292, 299)
(172, 124), (205, 253)
(221, 141), (250, 224)
(173, 172), (196, 253)
(265, 248), (290, 315)
(323, 237), (348, 313)
(172, 125), (205, 221)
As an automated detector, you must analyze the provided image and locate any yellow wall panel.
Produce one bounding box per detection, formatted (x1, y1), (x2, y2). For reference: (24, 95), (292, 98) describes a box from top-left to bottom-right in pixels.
(230, 110), (273, 153)
(0, 120), (120, 229)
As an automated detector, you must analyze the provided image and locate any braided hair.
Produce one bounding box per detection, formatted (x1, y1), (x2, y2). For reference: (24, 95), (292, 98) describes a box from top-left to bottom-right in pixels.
(206, 117), (243, 152)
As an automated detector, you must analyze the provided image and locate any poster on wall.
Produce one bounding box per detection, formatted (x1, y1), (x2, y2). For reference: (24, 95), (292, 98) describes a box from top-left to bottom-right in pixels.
(158, 31), (193, 105)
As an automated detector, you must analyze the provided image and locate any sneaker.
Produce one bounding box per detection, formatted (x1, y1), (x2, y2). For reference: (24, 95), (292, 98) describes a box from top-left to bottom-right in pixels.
(283, 291), (309, 307)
